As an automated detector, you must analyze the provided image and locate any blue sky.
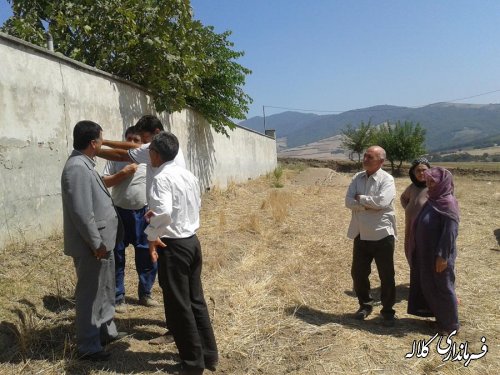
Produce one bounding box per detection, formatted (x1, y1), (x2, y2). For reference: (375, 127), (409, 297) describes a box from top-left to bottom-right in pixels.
(3, 0), (500, 119)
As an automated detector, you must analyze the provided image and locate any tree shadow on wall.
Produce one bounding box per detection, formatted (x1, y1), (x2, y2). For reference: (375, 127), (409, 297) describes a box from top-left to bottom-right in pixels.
(115, 80), (215, 188)
(186, 110), (216, 191)
(116, 80), (157, 135)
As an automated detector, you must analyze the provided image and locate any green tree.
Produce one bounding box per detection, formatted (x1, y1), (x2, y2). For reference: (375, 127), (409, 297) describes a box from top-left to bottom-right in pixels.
(374, 121), (426, 174)
(186, 26), (252, 134)
(1, 0), (251, 135)
(341, 121), (374, 164)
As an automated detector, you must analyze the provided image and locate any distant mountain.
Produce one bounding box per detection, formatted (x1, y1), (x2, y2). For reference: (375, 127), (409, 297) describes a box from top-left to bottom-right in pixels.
(239, 103), (500, 151)
(239, 111), (320, 137)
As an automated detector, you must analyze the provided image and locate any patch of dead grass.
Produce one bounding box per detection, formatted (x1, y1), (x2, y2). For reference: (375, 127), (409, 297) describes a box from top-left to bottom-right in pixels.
(0, 168), (498, 374)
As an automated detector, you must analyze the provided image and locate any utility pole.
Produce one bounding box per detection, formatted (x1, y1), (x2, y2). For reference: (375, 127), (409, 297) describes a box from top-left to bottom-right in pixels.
(262, 105), (266, 132)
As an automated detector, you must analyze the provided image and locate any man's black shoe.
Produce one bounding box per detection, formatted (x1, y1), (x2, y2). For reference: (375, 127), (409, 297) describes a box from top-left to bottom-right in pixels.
(354, 306), (372, 320)
(170, 363), (204, 375)
(205, 359), (218, 372)
(101, 331), (128, 346)
(78, 350), (111, 362)
(382, 315), (396, 327)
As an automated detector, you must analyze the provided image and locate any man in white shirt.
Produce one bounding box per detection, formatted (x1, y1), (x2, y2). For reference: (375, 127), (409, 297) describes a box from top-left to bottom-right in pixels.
(146, 132), (218, 375)
(97, 115), (185, 344)
(345, 145), (397, 326)
(102, 126), (159, 309)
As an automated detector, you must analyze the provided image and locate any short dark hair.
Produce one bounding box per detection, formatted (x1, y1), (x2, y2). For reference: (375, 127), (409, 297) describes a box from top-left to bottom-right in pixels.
(124, 126), (136, 137)
(73, 121), (102, 150)
(135, 115), (164, 133)
(150, 131), (179, 163)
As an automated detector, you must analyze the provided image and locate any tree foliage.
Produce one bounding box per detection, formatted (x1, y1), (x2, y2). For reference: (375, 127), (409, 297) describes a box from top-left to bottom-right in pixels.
(341, 120), (426, 174)
(1, 0), (252, 135)
(341, 121), (374, 164)
(374, 121), (426, 174)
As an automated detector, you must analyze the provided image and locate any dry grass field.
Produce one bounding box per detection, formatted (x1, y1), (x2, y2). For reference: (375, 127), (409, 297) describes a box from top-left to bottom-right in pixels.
(446, 146), (500, 157)
(0, 164), (499, 374)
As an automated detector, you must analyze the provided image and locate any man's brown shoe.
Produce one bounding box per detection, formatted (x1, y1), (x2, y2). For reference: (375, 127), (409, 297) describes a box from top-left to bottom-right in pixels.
(139, 296), (160, 307)
(148, 331), (175, 345)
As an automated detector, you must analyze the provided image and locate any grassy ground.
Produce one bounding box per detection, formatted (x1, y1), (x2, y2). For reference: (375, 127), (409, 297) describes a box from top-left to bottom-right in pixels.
(0, 165), (498, 374)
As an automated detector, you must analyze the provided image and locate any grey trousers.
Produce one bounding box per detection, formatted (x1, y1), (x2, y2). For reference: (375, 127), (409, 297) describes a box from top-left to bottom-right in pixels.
(73, 251), (118, 354)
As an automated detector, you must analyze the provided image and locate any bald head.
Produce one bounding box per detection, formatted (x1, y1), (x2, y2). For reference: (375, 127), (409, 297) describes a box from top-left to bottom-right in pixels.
(363, 145), (386, 175)
(367, 146), (386, 160)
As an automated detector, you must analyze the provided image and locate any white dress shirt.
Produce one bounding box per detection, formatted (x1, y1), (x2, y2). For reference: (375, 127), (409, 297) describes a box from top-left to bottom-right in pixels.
(128, 143), (186, 203)
(345, 168), (397, 241)
(144, 160), (201, 240)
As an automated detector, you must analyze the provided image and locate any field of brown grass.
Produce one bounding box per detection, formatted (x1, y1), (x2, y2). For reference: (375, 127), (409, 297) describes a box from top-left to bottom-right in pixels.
(446, 146), (500, 157)
(0, 165), (499, 374)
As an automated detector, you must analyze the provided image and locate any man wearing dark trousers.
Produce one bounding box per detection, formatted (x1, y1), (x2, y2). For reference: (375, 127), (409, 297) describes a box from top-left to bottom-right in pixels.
(145, 132), (218, 375)
(345, 145), (397, 327)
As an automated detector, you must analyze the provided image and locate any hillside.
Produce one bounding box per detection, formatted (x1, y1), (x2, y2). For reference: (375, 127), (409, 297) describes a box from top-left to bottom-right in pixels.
(277, 135), (348, 160)
(240, 103), (500, 152)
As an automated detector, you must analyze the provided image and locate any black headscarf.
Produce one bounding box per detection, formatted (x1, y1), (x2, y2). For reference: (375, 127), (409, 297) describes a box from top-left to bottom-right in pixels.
(409, 157), (431, 188)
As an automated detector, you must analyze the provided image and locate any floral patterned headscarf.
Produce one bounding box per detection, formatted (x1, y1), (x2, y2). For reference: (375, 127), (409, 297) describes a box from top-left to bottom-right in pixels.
(424, 167), (460, 223)
(409, 157), (430, 188)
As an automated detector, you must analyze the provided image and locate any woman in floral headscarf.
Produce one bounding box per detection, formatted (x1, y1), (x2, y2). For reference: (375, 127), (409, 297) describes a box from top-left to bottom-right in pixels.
(408, 167), (460, 334)
(401, 158), (431, 263)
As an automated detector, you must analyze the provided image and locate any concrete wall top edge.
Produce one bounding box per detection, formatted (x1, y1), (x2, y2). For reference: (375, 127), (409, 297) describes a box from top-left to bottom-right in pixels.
(0, 32), (149, 94)
(1, 32), (272, 141)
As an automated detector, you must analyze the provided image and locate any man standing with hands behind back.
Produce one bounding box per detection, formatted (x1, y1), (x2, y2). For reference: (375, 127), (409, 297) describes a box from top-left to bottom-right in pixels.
(345, 145), (397, 327)
(61, 121), (126, 361)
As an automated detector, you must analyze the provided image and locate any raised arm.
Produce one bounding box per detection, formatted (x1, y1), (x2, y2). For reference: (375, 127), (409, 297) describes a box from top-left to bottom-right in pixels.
(102, 163), (138, 188)
(97, 147), (132, 162)
(103, 139), (141, 150)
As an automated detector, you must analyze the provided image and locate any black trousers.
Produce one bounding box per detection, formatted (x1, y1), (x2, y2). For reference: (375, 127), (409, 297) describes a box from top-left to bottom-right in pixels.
(351, 235), (396, 317)
(158, 235), (218, 370)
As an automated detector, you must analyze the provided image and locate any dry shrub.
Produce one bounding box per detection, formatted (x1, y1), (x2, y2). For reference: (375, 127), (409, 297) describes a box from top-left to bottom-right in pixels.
(218, 209), (227, 230)
(209, 181), (238, 201)
(305, 185), (323, 196)
(239, 213), (261, 234)
(263, 190), (293, 222)
(226, 181), (238, 196)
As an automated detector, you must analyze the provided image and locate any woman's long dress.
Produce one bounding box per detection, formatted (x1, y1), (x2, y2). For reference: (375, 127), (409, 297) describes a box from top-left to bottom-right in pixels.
(408, 203), (459, 332)
(400, 184), (428, 260)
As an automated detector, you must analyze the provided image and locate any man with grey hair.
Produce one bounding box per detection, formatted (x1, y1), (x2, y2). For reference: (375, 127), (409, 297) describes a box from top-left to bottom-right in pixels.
(345, 145), (397, 326)
(145, 132), (218, 374)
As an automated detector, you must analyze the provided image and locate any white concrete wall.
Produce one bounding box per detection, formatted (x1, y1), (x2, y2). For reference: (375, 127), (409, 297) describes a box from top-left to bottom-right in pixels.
(0, 32), (276, 249)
